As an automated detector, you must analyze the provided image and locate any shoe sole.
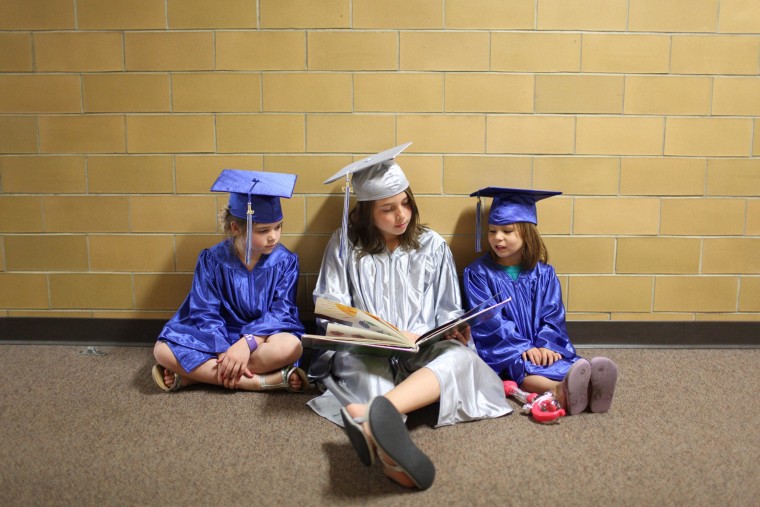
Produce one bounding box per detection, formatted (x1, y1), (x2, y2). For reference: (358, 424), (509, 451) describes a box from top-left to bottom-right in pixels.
(368, 396), (435, 490)
(589, 357), (618, 413)
(563, 358), (591, 415)
(340, 408), (374, 467)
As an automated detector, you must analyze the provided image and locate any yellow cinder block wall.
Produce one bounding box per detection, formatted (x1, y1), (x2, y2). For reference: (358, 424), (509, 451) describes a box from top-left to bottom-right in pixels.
(1, 0), (759, 324)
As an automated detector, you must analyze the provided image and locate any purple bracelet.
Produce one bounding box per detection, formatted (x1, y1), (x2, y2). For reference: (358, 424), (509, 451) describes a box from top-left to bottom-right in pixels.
(242, 334), (258, 352)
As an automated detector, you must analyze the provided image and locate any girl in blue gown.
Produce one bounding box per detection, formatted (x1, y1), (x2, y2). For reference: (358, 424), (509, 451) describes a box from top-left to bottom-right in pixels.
(152, 170), (307, 393)
(463, 187), (618, 415)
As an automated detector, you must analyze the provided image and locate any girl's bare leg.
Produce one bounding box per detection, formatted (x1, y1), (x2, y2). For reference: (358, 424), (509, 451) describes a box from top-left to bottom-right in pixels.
(247, 332), (303, 389)
(153, 336), (304, 391)
(521, 374), (564, 406)
(383, 367), (441, 415)
(344, 367), (441, 488)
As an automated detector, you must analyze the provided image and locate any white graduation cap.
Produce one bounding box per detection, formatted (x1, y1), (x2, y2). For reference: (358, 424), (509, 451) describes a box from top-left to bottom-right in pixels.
(323, 142), (412, 257)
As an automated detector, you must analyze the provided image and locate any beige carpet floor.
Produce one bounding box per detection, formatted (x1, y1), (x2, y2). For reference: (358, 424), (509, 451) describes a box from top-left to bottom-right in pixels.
(0, 345), (758, 506)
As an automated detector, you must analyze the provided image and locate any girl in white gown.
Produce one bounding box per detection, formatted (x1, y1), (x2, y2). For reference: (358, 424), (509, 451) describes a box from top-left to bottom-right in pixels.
(307, 143), (510, 490)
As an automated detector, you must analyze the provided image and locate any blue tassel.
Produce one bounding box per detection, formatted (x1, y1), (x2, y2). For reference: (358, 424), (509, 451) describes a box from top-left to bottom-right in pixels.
(476, 196), (482, 253)
(245, 200), (253, 265)
(244, 177), (260, 266)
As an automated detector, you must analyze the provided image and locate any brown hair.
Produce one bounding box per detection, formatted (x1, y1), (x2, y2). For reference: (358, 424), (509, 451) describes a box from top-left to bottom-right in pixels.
(489, 222), (548, 270)
(513, 222), (548, 270)
(348, 188), (427, 257)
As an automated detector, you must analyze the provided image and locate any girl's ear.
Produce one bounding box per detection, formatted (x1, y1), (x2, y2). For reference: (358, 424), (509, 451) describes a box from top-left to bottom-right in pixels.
(229, 220), (240, 235)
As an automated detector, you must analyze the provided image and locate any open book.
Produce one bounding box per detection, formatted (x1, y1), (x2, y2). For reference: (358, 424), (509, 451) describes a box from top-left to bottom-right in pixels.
(301, 294), (511, 357)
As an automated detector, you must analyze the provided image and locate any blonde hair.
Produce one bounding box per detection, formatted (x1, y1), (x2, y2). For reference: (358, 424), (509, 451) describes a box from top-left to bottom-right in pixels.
(220, 207), (246, 237)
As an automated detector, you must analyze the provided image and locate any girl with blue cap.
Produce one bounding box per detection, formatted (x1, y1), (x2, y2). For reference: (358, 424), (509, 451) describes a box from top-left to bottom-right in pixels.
(463, 187), (618, 416)
(152, 170), (308, 393)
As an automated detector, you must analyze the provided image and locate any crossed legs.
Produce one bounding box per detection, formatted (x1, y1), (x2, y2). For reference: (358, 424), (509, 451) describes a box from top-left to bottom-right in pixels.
(153, 332), (304, 391)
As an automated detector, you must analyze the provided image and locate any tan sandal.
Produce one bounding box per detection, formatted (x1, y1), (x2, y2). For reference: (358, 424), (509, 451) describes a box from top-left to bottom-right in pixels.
(256, 366), (309, 393)
(152, 364), (182, 392)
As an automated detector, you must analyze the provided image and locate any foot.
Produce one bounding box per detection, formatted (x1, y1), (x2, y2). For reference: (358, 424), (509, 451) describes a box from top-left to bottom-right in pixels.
(551, 381), (566, 409)
(163, 367), (178, 389)
(561, 358), (592, 415)
(375, 447), (416, 488)
(345, 403), (417, 488)
(288, 370), (304, 391)
(239, 367), (308, 392)
(163, 368), (198, 389)
(589, 357), (618, 413)
(152, 364), (195, 392)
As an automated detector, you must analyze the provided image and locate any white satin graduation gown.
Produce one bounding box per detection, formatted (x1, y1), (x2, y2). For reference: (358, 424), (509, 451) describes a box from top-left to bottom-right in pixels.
(307, 229), (511, 427)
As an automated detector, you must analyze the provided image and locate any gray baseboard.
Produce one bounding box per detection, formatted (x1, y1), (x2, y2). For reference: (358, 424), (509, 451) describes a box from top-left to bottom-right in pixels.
(1, 317), (758, 348)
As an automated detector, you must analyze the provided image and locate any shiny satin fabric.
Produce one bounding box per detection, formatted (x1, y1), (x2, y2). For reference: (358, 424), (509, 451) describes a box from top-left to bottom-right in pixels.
(463, 254), (581, 385)
(307, 229), (511, 427)
(158, 240), (305, 372)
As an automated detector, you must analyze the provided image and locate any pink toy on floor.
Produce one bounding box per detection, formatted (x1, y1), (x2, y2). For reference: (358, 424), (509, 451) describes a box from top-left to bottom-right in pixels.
(503, 380), (566, 424)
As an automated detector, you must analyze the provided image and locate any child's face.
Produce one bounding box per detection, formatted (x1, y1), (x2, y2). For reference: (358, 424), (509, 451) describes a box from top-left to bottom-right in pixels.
(372, 191), (412, 242)
(488, 223), (524, 266)
(245, 220), (283, 257)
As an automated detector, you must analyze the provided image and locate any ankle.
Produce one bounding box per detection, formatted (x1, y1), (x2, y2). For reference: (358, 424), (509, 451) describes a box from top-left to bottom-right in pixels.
(346, 403), (368, 420)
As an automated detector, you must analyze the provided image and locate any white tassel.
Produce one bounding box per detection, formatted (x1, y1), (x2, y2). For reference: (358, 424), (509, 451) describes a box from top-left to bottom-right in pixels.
(339, 174), (350, 259)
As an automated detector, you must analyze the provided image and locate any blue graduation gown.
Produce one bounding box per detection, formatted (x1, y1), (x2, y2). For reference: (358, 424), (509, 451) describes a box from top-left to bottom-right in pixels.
(463, 254), (580, 385)
(158, 239), (305, 372)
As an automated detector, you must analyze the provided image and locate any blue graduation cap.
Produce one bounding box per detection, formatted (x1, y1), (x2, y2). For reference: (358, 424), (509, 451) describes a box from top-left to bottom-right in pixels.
(323, 143), (412, 257)
(470, 187), (562, 252)
(211, 169), (297, 264)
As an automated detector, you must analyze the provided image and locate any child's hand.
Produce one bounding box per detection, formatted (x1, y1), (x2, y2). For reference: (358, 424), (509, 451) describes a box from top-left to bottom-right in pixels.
(443, 325), (471, 345)
(522, 347), (562, 366)
(404, 331), (421, 343)
(217, 338), (254, 389)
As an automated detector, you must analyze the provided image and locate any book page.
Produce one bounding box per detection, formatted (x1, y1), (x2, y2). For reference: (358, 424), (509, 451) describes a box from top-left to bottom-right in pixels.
(301, 334), (418, 357)
(416, 295), (512, 348)
(324, 323), (412, 347)
(314, 298), (406, 340)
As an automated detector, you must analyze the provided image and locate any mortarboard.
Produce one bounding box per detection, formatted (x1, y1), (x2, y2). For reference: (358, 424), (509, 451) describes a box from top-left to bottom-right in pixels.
(211, 169), (297, 264)
(470, 187), (562, 252)
(323, 142), (412, 257)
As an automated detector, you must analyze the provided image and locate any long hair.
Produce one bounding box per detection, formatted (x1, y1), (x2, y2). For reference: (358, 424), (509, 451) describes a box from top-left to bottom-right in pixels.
(490, 222), (549, 270)
(348, 187), (427, 258)
(512, 222), (548, 270)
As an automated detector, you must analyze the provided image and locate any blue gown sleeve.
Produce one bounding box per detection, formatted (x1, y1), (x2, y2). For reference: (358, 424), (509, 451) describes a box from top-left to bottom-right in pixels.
(161, 249), (231, 354)
(463, 266), (531, 381)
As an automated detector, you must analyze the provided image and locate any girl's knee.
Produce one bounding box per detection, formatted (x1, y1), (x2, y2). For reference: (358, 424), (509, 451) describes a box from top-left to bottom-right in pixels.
(286, 335), (304, 361)
(153, 341), (175, 365)
(267, 333), (303, 362)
